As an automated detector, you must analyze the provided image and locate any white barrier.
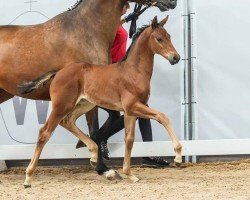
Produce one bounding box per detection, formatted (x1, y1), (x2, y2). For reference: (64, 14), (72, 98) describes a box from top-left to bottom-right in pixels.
(0, 0), (250, 161)
(1, 139), (250, 160)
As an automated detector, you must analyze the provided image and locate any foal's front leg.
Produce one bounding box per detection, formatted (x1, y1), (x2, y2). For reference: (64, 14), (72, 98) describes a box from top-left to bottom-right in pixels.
(123, 114), (139, 182)
(127, 102), (182, 165)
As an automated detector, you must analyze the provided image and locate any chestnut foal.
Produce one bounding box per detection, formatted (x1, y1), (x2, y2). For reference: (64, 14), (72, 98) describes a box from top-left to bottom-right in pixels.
(19, 16), (182, 186)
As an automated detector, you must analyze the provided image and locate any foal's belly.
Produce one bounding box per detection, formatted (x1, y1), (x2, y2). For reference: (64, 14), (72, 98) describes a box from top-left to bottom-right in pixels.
(79, 92), (123, 112)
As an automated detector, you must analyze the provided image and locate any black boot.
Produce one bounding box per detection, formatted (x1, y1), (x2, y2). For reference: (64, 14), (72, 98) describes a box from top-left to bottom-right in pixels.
(142, 157), (170, 168)
(100, 140), (110, 161)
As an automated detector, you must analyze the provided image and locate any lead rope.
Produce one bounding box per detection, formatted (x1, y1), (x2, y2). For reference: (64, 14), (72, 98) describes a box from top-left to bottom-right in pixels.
(129, 3), (142, 38)
(128, 2), (157, 38)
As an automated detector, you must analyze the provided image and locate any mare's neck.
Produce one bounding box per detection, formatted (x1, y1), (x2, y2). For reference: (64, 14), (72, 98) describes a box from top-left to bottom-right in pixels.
(59, 0), (126, 43)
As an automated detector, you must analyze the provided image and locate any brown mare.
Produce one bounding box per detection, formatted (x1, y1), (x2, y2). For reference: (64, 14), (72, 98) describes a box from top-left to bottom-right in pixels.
(0, 0), (178, 179)
(19, 16), (182, 187)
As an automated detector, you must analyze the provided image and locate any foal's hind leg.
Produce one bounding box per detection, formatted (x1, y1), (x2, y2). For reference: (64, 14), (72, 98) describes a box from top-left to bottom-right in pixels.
(76, 107), (99, 148)
(61, 121), (98, 166)
(24, 109), (64, 188)
(60, 102), (98, 166)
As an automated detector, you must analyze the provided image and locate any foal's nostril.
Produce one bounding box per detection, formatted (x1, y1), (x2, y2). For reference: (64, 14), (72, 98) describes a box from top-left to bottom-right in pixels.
(173, 55), (180, 62)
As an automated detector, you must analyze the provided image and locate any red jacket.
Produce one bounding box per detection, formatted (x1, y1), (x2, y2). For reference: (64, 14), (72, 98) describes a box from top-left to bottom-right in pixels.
(111, 25), (128, 63)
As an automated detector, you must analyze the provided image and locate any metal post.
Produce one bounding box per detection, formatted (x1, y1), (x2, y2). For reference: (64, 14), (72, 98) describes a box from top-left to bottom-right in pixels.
(183, 0), (197, 163)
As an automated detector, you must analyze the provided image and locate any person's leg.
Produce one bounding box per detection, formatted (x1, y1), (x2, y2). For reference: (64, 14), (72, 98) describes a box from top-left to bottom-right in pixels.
(98, 108), (121, 134)
(76, 107), (125, 160)
(76, 108), (119, 149)
(139, 118), (152, 142)
(139, 118), (170, 168)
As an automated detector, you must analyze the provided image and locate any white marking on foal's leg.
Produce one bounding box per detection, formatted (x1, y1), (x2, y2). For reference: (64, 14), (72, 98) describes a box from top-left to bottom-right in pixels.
(123, 164), (139, 183)
(24, 173), (32, 188)
(174, 142), (182, 166)
(89, 156), (98, 168)
(89, 144), (98, 168)
(174, 156), (182, 164)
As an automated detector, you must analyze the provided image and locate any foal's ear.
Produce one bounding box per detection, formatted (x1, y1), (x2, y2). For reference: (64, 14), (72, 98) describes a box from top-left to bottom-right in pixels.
(151, 16), (159, 29)
(159, 15), (169, 27)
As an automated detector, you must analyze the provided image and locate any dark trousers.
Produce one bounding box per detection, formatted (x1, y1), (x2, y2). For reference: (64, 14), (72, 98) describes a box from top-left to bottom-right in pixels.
(96, 109), (152, 142)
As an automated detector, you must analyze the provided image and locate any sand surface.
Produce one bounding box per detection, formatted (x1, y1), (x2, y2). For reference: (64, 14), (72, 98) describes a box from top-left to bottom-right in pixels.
(0, 160), (250, 200)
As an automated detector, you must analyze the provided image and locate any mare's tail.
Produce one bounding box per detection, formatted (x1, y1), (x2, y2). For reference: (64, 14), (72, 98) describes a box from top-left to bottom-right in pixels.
(18, 70), (58, 94)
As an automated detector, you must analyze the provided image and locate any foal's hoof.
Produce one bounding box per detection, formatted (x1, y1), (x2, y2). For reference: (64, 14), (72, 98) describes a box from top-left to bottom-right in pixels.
(174, 157), (182, 167)
(175, 161), (182, 167)
(104, 169), (122, 181)
(23, 182), (31, 189)
(90, 160), (97, 168)
(173, 160), (182, 168)
(128, 175), (140, 183)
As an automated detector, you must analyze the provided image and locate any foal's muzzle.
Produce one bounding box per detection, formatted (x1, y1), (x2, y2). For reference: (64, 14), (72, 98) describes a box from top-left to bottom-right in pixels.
(168, 53), (180, 65)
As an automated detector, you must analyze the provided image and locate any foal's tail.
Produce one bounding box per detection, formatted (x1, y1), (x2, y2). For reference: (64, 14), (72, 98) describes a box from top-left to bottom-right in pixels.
(18, 70), (58, 94)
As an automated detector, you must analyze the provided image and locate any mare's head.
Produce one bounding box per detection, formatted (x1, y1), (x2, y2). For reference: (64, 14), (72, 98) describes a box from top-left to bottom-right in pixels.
(148, 16), (180, 65)
(131, 0), (177, 11)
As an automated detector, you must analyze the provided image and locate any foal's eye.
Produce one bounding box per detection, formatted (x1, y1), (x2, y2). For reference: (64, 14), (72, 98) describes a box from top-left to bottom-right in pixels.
(157, 37), (163, 43)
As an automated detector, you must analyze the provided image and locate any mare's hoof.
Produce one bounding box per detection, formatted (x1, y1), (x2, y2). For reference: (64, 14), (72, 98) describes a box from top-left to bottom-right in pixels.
(104, 169), (122, 181)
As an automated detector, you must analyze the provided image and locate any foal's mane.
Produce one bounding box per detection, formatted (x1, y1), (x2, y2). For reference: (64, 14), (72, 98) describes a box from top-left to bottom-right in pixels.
(121, 24), (150, 62)
(68, 0), (83, 11)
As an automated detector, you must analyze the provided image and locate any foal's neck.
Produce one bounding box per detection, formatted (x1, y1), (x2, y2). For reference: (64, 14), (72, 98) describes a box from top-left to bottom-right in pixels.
(125, 29), (155, 80)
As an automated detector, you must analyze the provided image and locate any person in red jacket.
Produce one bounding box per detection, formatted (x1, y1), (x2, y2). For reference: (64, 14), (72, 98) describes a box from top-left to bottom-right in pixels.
(99, 2), (170, 168)
(111, 25), (128, 63)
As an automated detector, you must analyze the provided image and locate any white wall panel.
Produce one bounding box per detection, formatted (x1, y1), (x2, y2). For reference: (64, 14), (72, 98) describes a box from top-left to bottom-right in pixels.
(0, 1), (185, 150)
(194, 0), (250, 140)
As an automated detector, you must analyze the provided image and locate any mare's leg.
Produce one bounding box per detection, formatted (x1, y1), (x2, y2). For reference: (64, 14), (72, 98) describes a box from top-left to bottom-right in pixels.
(126, 102), (182, 165)
(24, 108), (66, 188)
(123, 114), (138, 182)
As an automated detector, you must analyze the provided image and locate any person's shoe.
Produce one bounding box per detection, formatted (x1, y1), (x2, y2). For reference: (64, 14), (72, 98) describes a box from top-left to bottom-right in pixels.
(100, 140), (110, 161)
(141, 157), (170, 168)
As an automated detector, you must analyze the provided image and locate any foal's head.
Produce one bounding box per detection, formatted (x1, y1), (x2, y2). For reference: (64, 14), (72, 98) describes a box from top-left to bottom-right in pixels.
(148, 16), (180, 65)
